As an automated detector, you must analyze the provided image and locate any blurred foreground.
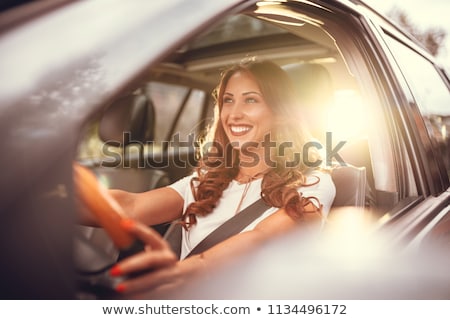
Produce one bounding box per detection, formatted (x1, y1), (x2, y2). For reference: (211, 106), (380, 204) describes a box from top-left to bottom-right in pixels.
(136, 207), (450, 299)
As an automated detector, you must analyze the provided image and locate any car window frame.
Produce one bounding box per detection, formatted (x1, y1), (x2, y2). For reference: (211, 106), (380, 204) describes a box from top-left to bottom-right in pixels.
(349, 12), (432, 200)
(377, 25), (450, 195)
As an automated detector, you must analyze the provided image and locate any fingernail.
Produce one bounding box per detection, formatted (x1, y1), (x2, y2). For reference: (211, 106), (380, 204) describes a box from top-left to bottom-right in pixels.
(115, 283), (126, 293)
(120, 218), (135, 231)
(109, 265), (122, 277)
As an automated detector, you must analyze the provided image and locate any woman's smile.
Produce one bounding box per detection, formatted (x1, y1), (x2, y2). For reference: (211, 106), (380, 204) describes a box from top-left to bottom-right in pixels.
(229, 124), (253, 136)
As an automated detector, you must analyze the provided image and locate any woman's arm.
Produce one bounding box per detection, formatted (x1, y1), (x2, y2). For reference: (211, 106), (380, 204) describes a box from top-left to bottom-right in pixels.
(110, 187), (184, 225)
(78, 187), (184, 227)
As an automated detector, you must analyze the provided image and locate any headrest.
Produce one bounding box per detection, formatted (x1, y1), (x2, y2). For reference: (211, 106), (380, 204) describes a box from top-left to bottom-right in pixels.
(99, 94), (155, 146)
(284, 63), (333, 107)
(331, 165), (366, 207)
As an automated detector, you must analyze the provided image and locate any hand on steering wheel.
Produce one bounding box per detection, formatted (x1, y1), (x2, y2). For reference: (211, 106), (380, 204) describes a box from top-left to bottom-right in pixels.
(73, 162), (181, 295)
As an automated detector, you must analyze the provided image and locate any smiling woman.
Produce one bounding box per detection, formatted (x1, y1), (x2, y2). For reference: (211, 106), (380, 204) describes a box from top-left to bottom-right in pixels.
(74, 59), (336, 295)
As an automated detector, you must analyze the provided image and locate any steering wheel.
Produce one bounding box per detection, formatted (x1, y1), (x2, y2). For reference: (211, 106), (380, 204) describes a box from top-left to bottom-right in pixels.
(73, 162), (136, 250)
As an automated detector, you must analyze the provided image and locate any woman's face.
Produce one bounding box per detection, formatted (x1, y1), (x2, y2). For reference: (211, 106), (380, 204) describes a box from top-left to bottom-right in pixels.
(220, 71), (275, 151)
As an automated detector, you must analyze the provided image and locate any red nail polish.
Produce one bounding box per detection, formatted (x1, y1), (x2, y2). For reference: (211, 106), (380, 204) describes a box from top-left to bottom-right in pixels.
(115, 283), (126, 293)
(120, 218), (135, 231)
(109, 265), (122, 277)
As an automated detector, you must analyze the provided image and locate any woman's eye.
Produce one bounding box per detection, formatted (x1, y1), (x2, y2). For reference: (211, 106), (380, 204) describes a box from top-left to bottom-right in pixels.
(246, 97), (258, 103)
(223, 97), (233, 104)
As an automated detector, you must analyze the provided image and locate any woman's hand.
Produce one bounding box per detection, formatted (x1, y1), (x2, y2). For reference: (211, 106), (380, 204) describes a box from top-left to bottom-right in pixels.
(108, 205), (302, 297)
(109, 219), (205, 295)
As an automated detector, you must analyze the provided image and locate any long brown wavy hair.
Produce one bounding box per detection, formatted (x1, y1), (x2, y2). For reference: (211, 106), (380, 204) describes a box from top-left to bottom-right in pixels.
(180, 59), (323, 229)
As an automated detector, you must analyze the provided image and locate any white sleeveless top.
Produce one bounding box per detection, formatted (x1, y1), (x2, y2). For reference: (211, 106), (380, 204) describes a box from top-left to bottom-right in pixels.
(169, 170), (336, 259)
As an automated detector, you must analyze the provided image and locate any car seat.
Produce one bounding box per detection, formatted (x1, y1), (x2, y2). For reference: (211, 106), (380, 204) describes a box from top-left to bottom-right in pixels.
(284, 62), (333, 143)
(74, 92), (170, 278)
(330, 165), (366, 207)
(95, 92), (170, 192)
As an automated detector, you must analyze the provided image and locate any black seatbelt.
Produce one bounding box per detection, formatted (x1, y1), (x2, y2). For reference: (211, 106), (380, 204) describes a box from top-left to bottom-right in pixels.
(164, 198), (270, 259)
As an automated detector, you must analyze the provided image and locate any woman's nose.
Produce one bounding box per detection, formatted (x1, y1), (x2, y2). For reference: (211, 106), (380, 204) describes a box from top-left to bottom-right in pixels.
(228, 101), (244, 119)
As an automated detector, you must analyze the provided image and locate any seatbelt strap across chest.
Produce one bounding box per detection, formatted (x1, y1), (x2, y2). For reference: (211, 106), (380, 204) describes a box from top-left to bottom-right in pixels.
(164, 198), (270, 259)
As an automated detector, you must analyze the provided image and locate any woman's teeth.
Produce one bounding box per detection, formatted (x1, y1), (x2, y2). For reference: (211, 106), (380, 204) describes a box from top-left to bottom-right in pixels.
(230, 125), (252, 134)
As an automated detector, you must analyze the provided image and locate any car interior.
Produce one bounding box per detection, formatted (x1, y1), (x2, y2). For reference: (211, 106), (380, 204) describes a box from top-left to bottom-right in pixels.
(73, 7), (409, 293)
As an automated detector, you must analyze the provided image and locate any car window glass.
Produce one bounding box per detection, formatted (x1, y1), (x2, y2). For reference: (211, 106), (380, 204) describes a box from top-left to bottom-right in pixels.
(145, 82), (205, 143)
(76, 82), (206, 162)
(171, 89), (206, 140)
(384, 36), (450, 182)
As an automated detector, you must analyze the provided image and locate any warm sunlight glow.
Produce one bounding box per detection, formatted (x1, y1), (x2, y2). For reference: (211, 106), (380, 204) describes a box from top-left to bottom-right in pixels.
(326, 90), (366, 141)
(320, 207), (384, 270)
